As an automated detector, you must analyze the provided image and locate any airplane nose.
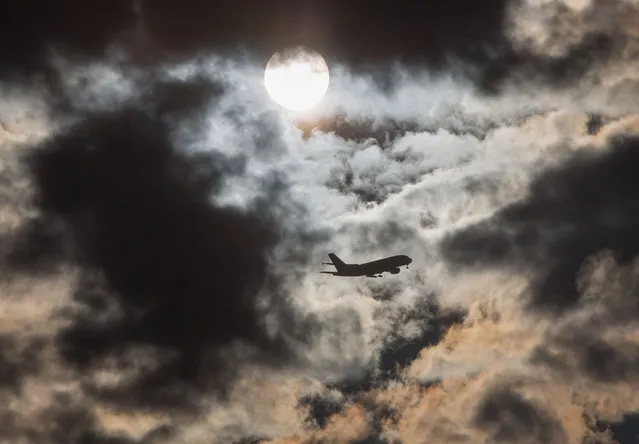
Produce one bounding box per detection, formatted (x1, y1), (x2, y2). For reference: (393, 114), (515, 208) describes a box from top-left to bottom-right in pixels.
(408, 258), (413, 264)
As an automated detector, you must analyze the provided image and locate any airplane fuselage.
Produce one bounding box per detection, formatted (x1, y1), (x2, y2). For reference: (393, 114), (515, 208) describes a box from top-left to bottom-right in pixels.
(321, 253), (413, 278)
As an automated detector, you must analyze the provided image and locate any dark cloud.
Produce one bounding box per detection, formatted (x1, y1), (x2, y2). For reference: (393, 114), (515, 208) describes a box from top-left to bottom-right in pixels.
(531, 332), (639, 384)
(354, 397), (399, 444)
(8, 0), (622, 103)
(1, 215), (70, 277)
(477, 31), (616, 94)
(18, 81), (308, 410)
(582, 429), (617, 444)
(0, 0), (515, 89)
(2, 0), (624, 101)
(146, 75), (226, 122)
(51, 69), (227, 126)
(586, 114), (606, 136)
(296, 116), (425, 146)
(299, 392), (345, 429)
(299, 296), (463, 407)
(321, 0), (513, 71)
(351, 437), (392, 444)
(233, 437), (272, 444)
(596, 413), (639, 444)
(299, 390), (398, 443)
(377, 297), (465, 378)
(0, 334), (43, 394)
(473, 388), (568, 444)
(473, 0), (633, 93)
(0, 392), (146, 444)
(45, 400), (135, 444)
(440, 135), (639, 314)
(137, 0), (314, 61)
(0, 0), (135, 78)
(1, 1), (510, 69)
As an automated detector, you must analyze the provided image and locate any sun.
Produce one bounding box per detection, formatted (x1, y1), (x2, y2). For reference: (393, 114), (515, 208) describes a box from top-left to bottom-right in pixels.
(264, 46), (330, 112)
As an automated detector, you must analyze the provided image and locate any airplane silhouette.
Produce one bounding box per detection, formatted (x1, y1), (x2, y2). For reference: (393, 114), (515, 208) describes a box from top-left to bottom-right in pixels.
(320, 253), (413, 278)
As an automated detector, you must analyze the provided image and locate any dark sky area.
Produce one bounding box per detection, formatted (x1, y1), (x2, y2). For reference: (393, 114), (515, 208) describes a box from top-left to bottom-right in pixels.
(1, 0), (616, 103)
(1, 0), (509, 70)
(3, 0), (586, 103)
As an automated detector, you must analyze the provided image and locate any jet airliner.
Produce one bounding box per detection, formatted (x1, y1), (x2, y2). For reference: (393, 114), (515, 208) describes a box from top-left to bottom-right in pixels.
(321, 253), (412, 278)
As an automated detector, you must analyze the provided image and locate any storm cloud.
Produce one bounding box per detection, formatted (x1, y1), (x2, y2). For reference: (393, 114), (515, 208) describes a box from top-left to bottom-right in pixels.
(440, 134), (639, 313)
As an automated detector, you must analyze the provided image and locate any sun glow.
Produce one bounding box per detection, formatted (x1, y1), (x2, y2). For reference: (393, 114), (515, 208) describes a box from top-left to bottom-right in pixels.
(264, 46), (330, 112)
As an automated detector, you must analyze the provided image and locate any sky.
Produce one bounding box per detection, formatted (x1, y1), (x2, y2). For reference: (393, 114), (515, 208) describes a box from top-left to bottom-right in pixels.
(1, 0), (639, 443)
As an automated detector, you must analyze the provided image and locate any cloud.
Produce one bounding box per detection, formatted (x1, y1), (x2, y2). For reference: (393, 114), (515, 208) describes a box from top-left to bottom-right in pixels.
(473, 387), (568, 444)
(439, 134), (639, 313)
(23, 103), (313, 409)
(0, 0), (514, 94)
(476, 0), (639, 92)
(0, 1), (135, 78)
(2, 1), (639, 443)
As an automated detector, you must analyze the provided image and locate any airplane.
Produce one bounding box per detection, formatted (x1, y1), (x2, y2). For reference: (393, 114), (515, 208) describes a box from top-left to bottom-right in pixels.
(320, 253), (413, 278)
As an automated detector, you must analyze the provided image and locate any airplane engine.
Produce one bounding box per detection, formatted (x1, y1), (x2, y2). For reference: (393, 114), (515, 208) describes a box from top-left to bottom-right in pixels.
(390, 267), (400, 274)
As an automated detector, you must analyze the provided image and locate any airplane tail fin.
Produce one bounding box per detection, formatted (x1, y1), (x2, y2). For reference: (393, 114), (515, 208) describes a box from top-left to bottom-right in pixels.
(328, 253), (347, 272)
